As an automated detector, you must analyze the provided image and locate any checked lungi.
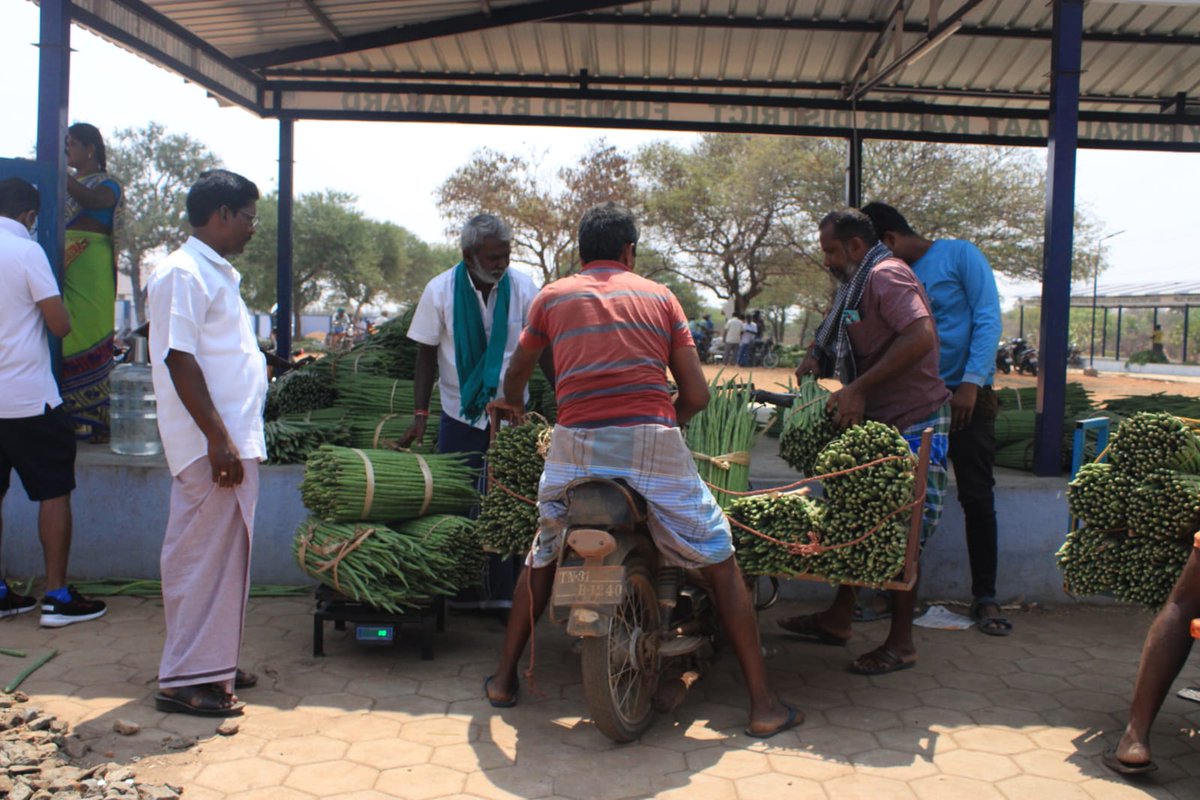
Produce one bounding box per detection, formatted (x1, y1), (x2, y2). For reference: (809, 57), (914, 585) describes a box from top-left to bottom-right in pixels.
(158, 458), (258, 691)
(900, 404), (951, 547)
(529, 424), (734, 570)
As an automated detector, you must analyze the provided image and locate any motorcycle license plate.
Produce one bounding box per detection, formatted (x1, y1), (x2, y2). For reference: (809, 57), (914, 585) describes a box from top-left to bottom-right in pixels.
(553, 566), (626, 606)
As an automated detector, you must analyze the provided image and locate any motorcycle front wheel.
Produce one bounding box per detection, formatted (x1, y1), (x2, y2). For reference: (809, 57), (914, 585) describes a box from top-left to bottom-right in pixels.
(762, 350), (779, 369)
(580, 556), (660, 743)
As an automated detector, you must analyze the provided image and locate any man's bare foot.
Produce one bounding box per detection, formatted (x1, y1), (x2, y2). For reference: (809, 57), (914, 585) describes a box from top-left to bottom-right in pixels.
(745, 701), (804, 739)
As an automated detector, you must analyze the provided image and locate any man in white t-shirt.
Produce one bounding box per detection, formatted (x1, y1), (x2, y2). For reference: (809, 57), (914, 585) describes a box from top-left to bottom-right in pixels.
(147, 169), (266, 718)
(723, 313), (744, 365)
(400, 214), (551, 611)
(738, 314), (759, 366)
(0, 178), (107, 628)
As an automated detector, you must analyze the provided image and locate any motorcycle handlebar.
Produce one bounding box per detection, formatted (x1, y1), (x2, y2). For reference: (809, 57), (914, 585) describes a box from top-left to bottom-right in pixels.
(751, 389), (797, 408)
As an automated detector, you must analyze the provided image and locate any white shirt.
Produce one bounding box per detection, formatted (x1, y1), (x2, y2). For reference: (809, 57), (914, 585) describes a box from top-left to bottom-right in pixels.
(407, 265), (539, 429)
(741, 321), (759, 345)
(0, 217), (63, 418)
(723, 317), (744, 345)
(147, 237), (267, 476)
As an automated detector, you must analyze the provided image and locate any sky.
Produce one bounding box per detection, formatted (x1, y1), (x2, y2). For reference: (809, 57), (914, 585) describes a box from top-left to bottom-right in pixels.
(1, 0), (1197, 304)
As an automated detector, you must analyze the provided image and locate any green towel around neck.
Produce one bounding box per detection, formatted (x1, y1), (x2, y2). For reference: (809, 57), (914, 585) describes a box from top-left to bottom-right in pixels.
(453, 261), (511, 424)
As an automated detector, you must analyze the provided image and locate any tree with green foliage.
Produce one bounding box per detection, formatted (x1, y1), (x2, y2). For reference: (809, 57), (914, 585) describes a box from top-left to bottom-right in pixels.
(436, 139), (636, 282)
(239, 191), (378, 335)
(106, 122), (221, 321)
(638, 134), (1111, 319)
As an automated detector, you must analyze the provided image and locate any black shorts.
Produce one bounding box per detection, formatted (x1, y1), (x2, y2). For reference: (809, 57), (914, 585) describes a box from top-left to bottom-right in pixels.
(0, 404), (77, 501)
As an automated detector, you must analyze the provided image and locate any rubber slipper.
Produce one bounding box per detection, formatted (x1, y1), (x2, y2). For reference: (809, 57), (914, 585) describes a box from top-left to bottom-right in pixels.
(155, 685), (245, 717)
(1103, 747), (1157, 775)
(235, 669), (258, 689)
(848, 647), (916, 676)
(744, 703), (804, 739)
(776, 614), (850, 646)
(484, 675), (518, 708)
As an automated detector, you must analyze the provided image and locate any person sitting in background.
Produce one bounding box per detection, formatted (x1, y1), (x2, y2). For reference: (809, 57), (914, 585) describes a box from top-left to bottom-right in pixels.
(62, 123), (123, 443)
(1105, 534), (1200, 776)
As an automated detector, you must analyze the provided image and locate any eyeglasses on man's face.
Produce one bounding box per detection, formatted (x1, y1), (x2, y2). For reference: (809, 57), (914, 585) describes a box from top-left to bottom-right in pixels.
(233, 209), (259, 229)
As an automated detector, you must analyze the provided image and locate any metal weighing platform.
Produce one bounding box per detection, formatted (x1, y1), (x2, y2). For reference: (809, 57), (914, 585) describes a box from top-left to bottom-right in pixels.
(312, 585), (446, 660)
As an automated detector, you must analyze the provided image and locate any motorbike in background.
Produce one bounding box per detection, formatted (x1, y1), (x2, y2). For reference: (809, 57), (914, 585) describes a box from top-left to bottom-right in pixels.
(1010, 338), (1039, 376)
(995, 342), (1013, 374)
(1068, 342), (1085, 369)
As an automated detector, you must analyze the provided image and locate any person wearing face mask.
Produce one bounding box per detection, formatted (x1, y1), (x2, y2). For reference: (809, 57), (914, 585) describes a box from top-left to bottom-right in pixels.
(0, 177), (108, 627)
(62, 123), (123, 443)
(400, 214), (551, 614)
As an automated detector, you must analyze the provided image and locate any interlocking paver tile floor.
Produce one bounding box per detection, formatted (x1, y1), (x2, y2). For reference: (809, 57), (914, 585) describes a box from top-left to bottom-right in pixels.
(2, 596), (1197, 799)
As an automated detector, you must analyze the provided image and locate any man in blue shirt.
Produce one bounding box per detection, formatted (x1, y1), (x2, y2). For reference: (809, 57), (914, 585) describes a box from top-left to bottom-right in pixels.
(863, 202), (1010, 636)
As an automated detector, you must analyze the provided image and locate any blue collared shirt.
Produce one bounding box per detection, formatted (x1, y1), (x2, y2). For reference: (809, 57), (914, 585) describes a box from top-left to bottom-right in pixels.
(909, 239), (1003, 388)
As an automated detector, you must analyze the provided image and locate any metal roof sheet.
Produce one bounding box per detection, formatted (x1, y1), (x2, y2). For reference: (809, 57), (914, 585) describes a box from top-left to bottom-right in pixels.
(60, 0), (1200, 149)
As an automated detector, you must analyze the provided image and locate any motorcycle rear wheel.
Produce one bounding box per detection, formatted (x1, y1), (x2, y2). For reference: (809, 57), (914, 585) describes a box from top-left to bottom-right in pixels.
(762, 350), (779, 369)
(580, 557), (660, 743)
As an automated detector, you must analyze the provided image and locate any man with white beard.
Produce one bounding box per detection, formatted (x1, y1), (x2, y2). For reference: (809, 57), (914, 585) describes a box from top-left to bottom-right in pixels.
(399, 214), (551, 614)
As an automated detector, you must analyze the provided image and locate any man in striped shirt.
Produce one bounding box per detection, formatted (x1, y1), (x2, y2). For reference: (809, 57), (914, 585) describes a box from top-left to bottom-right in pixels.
(483, 203), (799, 739)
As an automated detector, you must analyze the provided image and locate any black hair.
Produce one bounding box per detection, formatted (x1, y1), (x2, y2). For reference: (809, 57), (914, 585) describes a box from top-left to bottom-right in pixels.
(819, 208), (879, 247)
(68, 123), (107, 171)
(861, 202), (917, 237)
(186, 169), (260, 227)
(578, 202), (638, 264)
(0, 177), (40, 219)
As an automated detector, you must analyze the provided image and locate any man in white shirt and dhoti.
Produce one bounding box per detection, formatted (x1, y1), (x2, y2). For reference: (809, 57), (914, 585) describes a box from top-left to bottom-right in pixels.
(147, 169), (266, 717)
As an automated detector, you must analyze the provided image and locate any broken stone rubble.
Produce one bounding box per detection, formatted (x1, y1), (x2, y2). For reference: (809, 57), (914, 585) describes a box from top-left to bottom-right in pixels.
(0, 695), (181, 799)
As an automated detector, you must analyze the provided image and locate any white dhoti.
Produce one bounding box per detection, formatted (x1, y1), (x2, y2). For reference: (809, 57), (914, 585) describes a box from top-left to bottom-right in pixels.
(158, 458), (258, 691)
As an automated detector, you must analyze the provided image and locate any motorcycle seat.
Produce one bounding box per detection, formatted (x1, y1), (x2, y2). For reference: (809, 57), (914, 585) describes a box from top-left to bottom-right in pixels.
(563, 478), (649, 528)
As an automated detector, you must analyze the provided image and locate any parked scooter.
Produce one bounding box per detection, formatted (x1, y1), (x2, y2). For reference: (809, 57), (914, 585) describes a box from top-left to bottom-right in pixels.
(1010, 338), (1039, 376)
(995, 342), (1013, 374)
(750, 337), (780, 368)
(1067, 342), (1085, 369)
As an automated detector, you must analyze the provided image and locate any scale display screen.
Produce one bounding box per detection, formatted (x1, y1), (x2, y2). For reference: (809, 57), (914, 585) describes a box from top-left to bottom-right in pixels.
(355, 624), (394, 643)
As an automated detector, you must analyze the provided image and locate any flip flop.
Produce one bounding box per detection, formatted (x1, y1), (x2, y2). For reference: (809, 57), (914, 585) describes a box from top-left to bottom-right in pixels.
(1103, 747), (1157, 776)
(776, 614), (850, 646)
(848, 646), (916, 676)
(235, 669), (258, 689)
(970, 599), (1014, 637)
(155, 684), (245, 717)
(484, 675), (518, 708)
(744, 702), (804, 739)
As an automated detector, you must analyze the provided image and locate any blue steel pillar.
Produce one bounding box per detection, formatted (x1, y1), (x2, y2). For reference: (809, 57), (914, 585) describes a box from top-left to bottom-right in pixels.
(36, 0), (70, 378)
(1033, 0), (1083, 476)
(846, 135), (863, 208)
(277, 118), (295, 358)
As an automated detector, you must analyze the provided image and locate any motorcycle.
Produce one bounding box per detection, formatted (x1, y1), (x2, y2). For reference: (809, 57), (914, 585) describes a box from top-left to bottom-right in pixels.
(1019, 347), (1039, 376)
(1067, 342), (1085, 369)
(995, 342), (1012, 374)
(750, 337), (780, 369)
(548, 477), (719, 742)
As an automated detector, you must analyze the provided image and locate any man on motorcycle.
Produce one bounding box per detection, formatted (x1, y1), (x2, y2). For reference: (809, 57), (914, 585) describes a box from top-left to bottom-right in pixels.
(484, 203), (800, 739)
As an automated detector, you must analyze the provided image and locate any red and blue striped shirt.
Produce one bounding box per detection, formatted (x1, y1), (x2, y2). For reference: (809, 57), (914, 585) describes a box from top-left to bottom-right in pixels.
(520, 261), (694, 428)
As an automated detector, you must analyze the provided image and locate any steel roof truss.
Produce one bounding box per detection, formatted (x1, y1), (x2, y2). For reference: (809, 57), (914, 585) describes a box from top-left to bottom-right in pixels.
(237, 0), (644, 70)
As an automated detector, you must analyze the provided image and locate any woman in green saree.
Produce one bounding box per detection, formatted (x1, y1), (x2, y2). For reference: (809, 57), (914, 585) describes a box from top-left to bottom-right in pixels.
(63, 123), (122, 442)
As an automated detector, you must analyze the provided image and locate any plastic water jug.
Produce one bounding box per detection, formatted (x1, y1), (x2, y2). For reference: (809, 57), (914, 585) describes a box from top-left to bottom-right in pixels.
(109, 337), (163, 456)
